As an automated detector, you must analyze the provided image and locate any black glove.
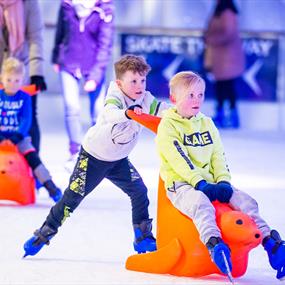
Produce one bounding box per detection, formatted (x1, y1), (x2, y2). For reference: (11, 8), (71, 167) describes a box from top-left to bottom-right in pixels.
(195, 180), (217, 202)
(9, 133), (24, 144)
(30, 75), (47, 91)
(216, 181), (233, 203)
(125, 104), (142, 119)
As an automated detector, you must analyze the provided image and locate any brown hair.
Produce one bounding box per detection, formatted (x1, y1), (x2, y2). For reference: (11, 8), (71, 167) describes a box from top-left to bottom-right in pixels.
(114, 54), (151, 79)
(169, 71), (205, 101)
(1, 57), (25, 75)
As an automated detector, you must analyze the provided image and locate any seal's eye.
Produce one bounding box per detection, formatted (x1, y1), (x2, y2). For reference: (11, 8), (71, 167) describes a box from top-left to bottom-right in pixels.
(236, 219), (243, 225)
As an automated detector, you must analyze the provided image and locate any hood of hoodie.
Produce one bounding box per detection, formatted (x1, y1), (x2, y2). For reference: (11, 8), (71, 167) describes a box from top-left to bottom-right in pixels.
(163, 107), (205, 124)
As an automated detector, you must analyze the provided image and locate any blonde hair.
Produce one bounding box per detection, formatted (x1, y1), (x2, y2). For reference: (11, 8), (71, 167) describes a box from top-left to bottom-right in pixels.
(169, 71), (205, 101)
(1, 57), (25, 76)
(114, 54), (151, 79)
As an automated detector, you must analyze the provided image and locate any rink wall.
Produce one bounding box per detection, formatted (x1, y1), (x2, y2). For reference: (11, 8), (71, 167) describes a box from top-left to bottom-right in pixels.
(39, 0), (285, 132)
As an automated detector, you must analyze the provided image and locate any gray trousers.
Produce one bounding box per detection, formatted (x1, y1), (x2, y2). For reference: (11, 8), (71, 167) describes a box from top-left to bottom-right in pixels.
(166, 182), (271, 244)
(17, 137), (51, 184)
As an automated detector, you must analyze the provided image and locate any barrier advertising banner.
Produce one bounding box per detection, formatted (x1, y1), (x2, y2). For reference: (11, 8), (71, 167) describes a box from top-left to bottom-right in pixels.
(121, 33), (278, 101)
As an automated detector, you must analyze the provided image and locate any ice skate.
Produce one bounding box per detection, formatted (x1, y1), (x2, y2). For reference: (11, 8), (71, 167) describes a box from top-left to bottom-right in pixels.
(133, 219), (157, 254)
(23, 223), (57, 257)
(263, 230), (285, 280)
(213, 107), (226, 128)
(206, 236), (233, 281)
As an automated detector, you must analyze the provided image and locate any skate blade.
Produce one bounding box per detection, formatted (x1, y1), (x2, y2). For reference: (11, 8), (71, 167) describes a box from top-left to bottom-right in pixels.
(221, 250), (235, 285)
(277, 266), (285, 281)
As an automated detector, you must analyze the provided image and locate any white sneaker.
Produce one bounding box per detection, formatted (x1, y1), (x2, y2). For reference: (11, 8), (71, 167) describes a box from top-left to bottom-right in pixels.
(64, 153), (78, 174)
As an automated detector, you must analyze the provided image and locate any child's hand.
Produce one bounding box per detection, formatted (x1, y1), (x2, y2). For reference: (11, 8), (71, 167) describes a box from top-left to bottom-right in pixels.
(216, 181), (233, 203)
(53, 64), (60, 73)
(195, 180), (217, 202)
(125, 105), (143, 119)
(84, 80), (97, 92)
(133, 106), (142, 115)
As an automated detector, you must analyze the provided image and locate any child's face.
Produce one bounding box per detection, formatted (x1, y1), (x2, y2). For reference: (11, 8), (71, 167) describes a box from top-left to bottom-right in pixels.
(174, 82), (205, 118)
(1, 71), (24, 95)
(116, 71), (146, 100)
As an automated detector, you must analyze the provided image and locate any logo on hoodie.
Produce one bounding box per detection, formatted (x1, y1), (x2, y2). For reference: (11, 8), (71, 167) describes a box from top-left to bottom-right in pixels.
(183, 131), (213, 147)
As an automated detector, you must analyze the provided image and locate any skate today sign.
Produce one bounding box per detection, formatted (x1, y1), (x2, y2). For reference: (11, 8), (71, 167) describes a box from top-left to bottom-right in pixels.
(121, 33), (278, 101)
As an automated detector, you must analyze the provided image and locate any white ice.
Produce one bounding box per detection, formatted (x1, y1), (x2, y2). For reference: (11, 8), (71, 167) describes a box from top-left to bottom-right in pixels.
(0, 95), (284, 285)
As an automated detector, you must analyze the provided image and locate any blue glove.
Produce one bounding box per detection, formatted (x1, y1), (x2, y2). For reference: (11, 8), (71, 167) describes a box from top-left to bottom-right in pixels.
(195, 180), (217, 202)
(216, 181), (233, 203)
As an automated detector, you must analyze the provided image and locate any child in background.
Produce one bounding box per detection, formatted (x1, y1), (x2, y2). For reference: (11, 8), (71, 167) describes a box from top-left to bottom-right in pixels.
(0, 0), (47, 152)
(0, 57), (62, 202)
(155, 71), (285, 280)
(23, 54), (171, 257)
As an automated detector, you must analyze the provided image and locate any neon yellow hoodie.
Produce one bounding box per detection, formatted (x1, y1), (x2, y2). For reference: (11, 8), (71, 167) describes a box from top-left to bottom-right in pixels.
(155, 108), (231, 189)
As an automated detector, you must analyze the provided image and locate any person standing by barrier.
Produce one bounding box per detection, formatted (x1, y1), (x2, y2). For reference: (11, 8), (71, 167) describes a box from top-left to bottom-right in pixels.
(52, 0), (114, 171)
(0, 0), (47, 152)
(204, 0), (245, 128)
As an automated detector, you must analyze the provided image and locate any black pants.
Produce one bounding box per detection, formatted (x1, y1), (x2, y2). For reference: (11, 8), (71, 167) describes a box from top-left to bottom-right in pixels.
(45, 148), (150, 230)
(29, 95), (40, 152)
(215, 78), (239, 110)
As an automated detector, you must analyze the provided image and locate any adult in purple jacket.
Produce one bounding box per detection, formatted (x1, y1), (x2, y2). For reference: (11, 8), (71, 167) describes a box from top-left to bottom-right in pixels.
(52, 0), (114, 168)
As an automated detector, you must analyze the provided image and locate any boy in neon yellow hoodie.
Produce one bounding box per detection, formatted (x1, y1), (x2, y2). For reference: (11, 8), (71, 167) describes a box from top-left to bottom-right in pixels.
(155, 71), (285, 280)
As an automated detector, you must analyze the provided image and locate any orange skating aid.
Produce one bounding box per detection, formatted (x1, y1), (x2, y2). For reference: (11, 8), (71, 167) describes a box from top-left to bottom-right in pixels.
(0, 140), (35, 205)
(125, 110), (262, 278)
(0, 84), (38, 96)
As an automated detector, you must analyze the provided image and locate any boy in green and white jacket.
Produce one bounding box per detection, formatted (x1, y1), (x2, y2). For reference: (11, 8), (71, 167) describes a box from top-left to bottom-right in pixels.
(23, 54), (170, 257)
(155, 71), (285, 280)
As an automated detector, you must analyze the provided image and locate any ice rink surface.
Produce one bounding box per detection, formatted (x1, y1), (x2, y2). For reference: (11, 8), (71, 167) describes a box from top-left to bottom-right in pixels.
(0, 95), (284, 284)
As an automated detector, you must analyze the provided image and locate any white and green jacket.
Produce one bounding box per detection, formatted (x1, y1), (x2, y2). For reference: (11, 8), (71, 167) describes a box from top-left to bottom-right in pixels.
(82, 81), (170, 161)
(155, 108), (231, 189)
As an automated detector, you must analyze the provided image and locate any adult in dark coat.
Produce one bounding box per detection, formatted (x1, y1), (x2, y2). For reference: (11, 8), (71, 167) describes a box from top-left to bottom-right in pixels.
(204, 0), (245, 128)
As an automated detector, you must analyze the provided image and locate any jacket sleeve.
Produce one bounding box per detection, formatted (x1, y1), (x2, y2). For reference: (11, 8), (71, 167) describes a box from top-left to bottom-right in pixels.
(156, 119), (204, 187)
(145, 92), (172, 117)
(205, 10), (238, 47)
(88, 3), (115, 83)
(51, 6), (65, 64)
(25, 0), (44, 76)
(210, 121), (231, 182)
(101, 96), (129, 124)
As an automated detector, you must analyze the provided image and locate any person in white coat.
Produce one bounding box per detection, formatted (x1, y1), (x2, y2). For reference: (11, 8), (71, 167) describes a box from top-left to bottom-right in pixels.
(23, 54), (171, 258)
